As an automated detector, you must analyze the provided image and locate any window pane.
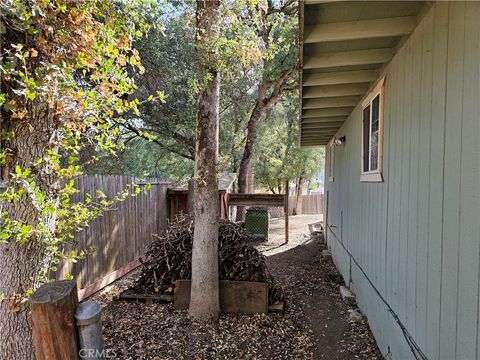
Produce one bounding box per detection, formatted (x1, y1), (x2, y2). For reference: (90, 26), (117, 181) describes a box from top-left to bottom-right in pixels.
(370, 95), (380, 171)
(362, 105), (371, 172)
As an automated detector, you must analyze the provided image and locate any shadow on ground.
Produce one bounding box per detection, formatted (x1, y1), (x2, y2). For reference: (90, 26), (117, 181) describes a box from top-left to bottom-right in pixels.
(266, 233), (381, 359)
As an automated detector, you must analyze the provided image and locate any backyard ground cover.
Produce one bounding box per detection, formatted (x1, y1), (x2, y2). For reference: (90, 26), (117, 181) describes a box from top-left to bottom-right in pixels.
(93, 215), (380, 359)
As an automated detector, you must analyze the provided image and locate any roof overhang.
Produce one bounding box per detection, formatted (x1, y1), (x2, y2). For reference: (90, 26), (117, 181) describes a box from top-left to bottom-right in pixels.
(299, 1), (429, 147)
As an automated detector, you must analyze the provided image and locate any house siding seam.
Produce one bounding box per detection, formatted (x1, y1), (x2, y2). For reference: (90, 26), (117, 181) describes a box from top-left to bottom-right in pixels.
(324, 2), (480, 359)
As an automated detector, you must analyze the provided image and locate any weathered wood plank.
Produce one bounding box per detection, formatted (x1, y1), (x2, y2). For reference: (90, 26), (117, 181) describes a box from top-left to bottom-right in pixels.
(55, 176), (171, 296)
(174, 280), (269, 314)
(228, 193), (285, 207)
(78, 259), (142, 301)
(118, 290), (173, 303)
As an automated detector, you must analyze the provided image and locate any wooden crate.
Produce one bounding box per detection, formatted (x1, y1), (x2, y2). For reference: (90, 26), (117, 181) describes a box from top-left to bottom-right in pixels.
(174, 280), (269, 314)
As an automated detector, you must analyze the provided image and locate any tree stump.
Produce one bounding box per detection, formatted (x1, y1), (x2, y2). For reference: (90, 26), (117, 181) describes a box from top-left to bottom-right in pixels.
(30, 280), (80, 360)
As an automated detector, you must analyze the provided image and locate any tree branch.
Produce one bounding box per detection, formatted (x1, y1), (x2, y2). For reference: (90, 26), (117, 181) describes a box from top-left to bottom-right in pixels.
(117, 121), (194, 161)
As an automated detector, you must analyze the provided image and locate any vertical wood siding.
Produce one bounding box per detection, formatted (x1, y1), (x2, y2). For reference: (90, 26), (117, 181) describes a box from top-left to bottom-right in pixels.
(325, 2), (480, 358)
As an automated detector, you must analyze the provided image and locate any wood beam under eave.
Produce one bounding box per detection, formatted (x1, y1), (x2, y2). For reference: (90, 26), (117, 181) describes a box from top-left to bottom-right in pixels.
(301, 117), (345, 124)
(302, 108), (352, 118)
(301, 137), (332, 141)
(303, 70), (377, 87)
(301, 138), (335, 144)
(304, 16), (416, 44)
(303, 83), (369, 99)
(301, 143), (325, 147)
(302, 96), (360, 109)
(301, 128), (337, 134)
(301, 138), (334, 143)
(303, 48), (394, 69)
(302, 142), (333, 146)
(301, 125), (340, 131)
(302, 126), (342, 133)
(302, 131), (336, 140)
(302, 126), (340, 132)
(301, 122), (342, 129)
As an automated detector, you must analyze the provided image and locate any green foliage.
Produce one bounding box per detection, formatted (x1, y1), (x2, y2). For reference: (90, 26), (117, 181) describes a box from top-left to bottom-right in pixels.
(86, 137), (194, 182)
(105, 0), (297, 181)
(255, 94), (325, 192)
(0, 0), (160, 285)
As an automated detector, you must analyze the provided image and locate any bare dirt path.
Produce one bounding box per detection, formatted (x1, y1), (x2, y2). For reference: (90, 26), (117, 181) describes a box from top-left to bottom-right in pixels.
(262, 215), (380, 359)
(256, 214), (323, 255)
(92, 215), (380, 359)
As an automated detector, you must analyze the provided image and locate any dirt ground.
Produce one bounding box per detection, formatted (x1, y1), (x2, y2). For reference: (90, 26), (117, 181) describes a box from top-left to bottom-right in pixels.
(92, 215), (380, 359)
(257, 214), (323, 255)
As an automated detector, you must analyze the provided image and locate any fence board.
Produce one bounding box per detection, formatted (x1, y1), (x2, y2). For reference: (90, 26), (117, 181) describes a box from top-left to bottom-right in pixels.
(269, 194), (324, 218)
(55, 175), (170, 294)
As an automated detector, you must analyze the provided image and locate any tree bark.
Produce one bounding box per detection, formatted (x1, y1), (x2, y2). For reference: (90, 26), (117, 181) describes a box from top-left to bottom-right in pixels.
(236, 70), (291, 221)
(0, 104), (58, 359)
(187, 177), (195, 214)
(236, 88), (267, 221)
(189, 0), (220, 323)
(294, 177), (304, 215)
(238, 100), (265, 192)
(246, 159), (255, 193)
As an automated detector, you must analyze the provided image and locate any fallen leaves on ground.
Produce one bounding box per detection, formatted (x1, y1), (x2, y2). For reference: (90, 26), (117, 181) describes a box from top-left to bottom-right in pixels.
(93, 215), (381, 360)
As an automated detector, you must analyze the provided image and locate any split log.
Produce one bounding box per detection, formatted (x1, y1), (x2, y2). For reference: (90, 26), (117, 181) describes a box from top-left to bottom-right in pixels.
(133, 216), (284, 304)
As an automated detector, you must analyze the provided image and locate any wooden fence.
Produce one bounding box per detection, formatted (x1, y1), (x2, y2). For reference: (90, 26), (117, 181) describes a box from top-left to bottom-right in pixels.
(55, 175), (171, 298)
(269, 194), (324, 218)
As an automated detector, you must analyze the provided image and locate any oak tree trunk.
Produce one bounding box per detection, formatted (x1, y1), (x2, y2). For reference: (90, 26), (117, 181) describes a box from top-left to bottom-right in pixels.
(0, 104), (58, 359)
(189, 0), (221, 323)
(294, 177), (304, 215)
(187, 177), (195, 214)
(236, 76), (286, 221)
(236, 100), (265, 221)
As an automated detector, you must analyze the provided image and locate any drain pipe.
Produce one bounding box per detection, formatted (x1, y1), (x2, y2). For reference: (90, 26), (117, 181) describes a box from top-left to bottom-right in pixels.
(75, 300), (105, 359)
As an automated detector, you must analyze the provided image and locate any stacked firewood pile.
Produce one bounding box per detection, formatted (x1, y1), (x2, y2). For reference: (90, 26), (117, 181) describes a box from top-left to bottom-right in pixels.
(133, 216), (284, 304)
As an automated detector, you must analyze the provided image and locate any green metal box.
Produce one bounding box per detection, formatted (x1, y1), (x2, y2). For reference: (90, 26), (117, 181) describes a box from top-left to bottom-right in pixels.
(245, 207), (269, 240)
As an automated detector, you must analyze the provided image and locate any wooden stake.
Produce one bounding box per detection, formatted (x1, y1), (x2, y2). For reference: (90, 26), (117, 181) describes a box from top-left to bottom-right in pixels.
(31, 280), (80, 360)
(284, 179), (289, 244)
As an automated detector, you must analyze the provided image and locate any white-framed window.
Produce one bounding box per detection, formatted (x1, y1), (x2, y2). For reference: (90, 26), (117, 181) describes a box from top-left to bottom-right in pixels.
(361, 77), (385, 182)
(327, 138), (335, 182)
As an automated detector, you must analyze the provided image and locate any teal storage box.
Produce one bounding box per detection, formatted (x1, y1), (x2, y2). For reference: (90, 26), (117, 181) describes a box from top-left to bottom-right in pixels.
(245, 207), (269, 240)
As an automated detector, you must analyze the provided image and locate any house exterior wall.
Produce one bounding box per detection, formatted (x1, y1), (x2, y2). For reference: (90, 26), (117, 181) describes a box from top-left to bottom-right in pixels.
(324, 2), (480, 359)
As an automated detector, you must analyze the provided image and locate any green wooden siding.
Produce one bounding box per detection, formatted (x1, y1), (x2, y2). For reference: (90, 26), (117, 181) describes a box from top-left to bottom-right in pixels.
(324, 2), (480, 359)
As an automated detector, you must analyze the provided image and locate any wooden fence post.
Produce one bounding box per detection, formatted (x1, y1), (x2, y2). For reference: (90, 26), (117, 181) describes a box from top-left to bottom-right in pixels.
(31, 280), (80, 360)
